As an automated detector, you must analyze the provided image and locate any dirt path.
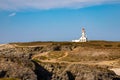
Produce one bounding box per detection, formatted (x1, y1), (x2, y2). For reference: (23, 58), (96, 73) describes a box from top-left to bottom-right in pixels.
(110, 68), (120, 75)
(32, 51), (68, 63)
(32, 52), (49, 59)
(58, 52), (68, 60)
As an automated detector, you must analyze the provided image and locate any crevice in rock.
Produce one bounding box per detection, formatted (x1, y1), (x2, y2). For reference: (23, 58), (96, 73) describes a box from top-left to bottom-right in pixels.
(0, 70), (7, 78)
(32, 60), (52, 80)
(66, 71), (75, 80)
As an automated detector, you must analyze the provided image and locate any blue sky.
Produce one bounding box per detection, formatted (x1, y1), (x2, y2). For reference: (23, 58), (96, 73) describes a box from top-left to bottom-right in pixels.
(0, 0), (120, 43)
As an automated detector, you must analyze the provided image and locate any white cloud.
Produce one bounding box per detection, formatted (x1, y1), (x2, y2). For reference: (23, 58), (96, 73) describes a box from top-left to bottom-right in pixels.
(0, 0), (120, 11)
(8, 12), (16, 17)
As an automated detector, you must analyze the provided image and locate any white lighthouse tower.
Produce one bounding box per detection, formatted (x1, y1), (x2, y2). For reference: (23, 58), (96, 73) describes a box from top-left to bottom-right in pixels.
(72, 28), (87, 42)
(79, 28), (87, 42)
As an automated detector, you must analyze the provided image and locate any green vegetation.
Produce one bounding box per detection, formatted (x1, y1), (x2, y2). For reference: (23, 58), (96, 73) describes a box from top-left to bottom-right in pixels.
(38, 51), (65, 60)
(47, 51), (65, 59)
(32, 58), (41, 63)
(39, 56), (48, 60)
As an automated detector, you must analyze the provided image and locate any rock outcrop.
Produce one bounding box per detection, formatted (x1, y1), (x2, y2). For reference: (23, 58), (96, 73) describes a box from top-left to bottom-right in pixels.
(39, 62), (120, 80)
(0, 48), (37, 80)
(0, 42), (120, 80)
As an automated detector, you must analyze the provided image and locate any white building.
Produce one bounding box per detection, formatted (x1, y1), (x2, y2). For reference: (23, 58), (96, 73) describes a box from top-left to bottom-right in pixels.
(72, 28), (87, 42)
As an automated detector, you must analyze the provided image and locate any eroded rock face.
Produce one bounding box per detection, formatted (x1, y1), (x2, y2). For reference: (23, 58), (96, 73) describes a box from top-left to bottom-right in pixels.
(69, 64), (117, 80)
(0, 62), (36, 80)
(39, 63), (120, 80)
(0, 44), (36, 80)
(0, 44), (120, 80)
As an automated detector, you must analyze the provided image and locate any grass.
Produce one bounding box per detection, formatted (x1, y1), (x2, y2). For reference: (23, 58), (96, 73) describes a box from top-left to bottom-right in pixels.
(61, 48), (120, 62)
(32, 58), (41, 63)
(34, 51), (65, 60)
(34, 51), (65, 62)
(9, 41), (120, 49)
(0, 78), (20, 80)
(38, 56), (48, 60)
(9, 41), (52, 46)
(47, 51), (65, 59)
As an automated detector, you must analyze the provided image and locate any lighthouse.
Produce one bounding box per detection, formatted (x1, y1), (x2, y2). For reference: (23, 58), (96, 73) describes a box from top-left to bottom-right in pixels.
(79, 28), (87, 42)
(72, 28), (87, 42)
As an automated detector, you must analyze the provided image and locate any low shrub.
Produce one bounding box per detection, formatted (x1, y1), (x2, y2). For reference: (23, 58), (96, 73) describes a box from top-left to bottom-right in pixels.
(118, 44), (120, 47)
(104, 45), (113, 47)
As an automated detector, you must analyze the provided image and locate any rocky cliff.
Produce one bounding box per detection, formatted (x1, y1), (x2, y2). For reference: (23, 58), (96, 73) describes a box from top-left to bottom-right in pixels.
(0, 41), (120, 80)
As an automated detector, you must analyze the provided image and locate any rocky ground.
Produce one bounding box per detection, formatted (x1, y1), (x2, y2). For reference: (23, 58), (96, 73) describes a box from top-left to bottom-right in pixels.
(0, 41), (120, 80)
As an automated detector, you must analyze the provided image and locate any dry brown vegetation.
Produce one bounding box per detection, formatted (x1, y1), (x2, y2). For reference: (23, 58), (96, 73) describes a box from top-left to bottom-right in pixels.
(10, 41), (120, 49)
(29, 41), (120, 67)
(0, 78), (19, 80)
